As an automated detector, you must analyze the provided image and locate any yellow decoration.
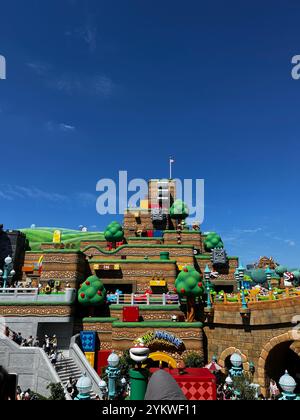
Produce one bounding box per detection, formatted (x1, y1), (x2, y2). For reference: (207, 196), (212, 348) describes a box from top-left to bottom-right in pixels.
(85, 352), (95, 368)
(150, 280), (166, 287)
(53, 230), (62, 244)
(140, 200), (149, 210)
(148, 352), (177, 369)
(114, 264), (120, 270)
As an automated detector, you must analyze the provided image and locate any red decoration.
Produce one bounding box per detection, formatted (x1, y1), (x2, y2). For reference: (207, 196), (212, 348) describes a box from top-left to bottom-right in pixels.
(97, 291), (102, 296)
(183, 267), (188, 273)
(86, 281), (90, 286)
(149, 368), (217, 400)
(181, 288), (186, 294)
(198, 282), (203, 287)
(80, 293), (85, 298)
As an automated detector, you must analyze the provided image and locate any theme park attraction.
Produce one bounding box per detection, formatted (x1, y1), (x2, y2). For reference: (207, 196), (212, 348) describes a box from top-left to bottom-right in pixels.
(1, 179), (300, 400)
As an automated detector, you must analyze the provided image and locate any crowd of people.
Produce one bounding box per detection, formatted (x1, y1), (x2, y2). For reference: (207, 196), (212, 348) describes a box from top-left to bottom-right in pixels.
(4, 327), (39, 347)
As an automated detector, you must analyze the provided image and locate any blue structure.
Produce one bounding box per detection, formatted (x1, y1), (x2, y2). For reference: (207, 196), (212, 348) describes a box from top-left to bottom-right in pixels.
(229, 353), (244, 377)
(204, 265), (213, 309)
(80, 331), (96, 352)
(238, 264), (248, 310)
(106, 352), (121, 400)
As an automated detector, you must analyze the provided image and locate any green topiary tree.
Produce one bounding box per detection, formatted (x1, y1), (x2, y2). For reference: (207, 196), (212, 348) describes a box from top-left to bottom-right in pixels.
(104, 221), (124, 248)
(78, 275), (106, 307)
(175, 266), (204, 322)
(170, 200), (189, 226)
(204, 232), (224, 251)
(250, 269), (267, 285)
(275, 265), (288, 278)
(232, 374), (257, 400)
(183, 352), (205, 368)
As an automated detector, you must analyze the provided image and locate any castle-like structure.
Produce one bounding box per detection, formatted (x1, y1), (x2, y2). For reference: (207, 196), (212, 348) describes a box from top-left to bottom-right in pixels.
(1, 179), (300, 397)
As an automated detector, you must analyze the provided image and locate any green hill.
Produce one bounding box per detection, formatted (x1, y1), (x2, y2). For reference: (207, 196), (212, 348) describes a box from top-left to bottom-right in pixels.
(20, 227), (104, 251)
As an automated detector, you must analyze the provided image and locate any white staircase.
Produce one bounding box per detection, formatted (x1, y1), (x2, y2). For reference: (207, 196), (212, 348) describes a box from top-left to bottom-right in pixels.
(55, 357), (97, 400)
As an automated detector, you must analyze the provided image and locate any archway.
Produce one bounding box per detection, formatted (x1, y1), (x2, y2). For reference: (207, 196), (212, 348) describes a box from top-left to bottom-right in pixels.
(218, 347), (249, 373)
(257, 331), (300, 395)
(148, 352), (178, 369)
(265, 341), (300, 394)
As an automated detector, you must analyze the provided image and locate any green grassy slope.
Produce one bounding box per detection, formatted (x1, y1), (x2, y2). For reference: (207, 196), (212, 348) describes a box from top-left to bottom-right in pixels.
(20, 227), (104, 251)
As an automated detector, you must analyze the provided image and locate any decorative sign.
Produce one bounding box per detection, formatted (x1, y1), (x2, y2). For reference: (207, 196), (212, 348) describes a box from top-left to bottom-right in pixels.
(212, 248), (228, 265)
(94, 264), (120, 271)
(135, 330), (184, 350)
(52, 230), (62, 244)
(80, 331), (96, 352)
(150, 280), (166, 287)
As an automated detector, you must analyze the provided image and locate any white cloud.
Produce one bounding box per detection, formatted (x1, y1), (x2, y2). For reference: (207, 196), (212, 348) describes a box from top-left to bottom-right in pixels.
(46, 121), (76, 132)
(0, 185), (68, 202)
(59, 123), (76, 132)
(285, 240), (296, 247)
(53, 74), (115, 97)
(26, 61), (50, 76)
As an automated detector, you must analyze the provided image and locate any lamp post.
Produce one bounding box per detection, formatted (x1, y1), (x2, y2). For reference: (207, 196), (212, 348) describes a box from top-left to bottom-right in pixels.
(234, 268), (240, 292)
(0, 256), (15, 289)
(265, 266), (272, 291)
(238, 264), (248, 310)
(99, 379), (108, 400)
(278, 370), (300, 400)
(106, 352), (121, 400)
(204, 265), (212, 310)
(75, 373), (93, 400)
(229, 353), (243, 377)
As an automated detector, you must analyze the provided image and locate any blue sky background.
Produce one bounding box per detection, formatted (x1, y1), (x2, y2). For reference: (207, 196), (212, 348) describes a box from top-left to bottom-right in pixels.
(0, 0), (299, 266)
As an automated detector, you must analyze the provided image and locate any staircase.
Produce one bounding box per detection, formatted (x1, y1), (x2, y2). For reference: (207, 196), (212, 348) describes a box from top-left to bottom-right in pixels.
(55, 357), (98, 400)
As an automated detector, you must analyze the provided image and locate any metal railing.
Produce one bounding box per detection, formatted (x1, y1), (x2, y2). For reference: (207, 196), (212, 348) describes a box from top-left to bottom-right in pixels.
(0, 287), (38, 296)
(108, 293), (179, 306)
(212, 288), (300, 305)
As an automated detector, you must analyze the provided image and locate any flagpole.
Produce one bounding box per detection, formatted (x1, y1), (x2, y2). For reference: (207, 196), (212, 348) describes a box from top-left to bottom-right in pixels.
(170, 158), (172, 179)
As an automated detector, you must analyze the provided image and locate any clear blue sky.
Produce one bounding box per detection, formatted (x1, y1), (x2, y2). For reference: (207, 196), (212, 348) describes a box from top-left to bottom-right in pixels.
(0, 0), (299, 266)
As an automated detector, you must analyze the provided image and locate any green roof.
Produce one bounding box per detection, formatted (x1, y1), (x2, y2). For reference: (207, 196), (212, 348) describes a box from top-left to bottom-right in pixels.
(82, 317), (118, 323)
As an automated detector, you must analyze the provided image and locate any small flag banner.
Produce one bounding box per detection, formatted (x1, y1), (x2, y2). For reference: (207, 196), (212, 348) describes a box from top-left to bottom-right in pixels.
(80, 331), (96, 352)
(85, 352), (95, 369)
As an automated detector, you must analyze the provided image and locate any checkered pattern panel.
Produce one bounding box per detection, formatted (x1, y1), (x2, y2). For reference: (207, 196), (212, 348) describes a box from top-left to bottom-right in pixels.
(179, 381), (214, 400)
(80, 331), (96, 352)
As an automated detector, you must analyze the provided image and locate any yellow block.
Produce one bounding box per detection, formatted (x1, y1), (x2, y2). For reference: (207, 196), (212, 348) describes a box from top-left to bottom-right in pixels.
(150, 280), (166, 287)
(85, 352), (95, 368)
(140, 200), (149, 210)
(114, 264), (120, 270)
(53, 230), (62, 244)
(94, 264), (99, 270)
(177, 264), (190, 271)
